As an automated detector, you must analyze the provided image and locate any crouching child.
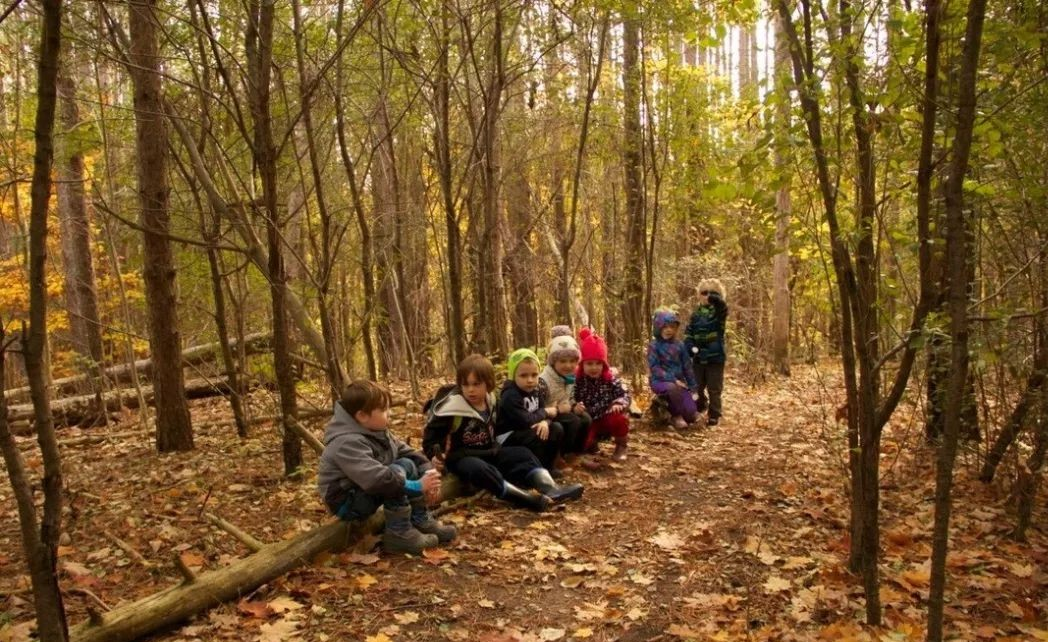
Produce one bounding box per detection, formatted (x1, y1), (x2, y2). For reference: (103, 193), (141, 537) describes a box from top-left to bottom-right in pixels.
(318, 380), (456, 555)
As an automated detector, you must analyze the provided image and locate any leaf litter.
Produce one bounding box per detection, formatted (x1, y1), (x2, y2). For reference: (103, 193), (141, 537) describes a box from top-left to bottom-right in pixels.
(0, 367), (1046, 641)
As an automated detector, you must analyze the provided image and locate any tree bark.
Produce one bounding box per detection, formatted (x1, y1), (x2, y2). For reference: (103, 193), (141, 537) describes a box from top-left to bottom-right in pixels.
(56, 71), (104, 376)
(128, 0), (193, 453)
(770, 11), (791, 375)
(247, 0), (300, 475)
(12, 0), (69, 635)
(980, 361), (1046, 482)
(926, 0), (987, 638)
(620, 13), (646, 375)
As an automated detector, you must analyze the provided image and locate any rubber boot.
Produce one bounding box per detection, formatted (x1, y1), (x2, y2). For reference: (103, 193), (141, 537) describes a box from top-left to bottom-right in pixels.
(527, 469), (584, 503)
(611, 436), (628, 462)
(500, 481), (553, 512)
(382, 504), (439, 554)
(410, 498), (457, 543)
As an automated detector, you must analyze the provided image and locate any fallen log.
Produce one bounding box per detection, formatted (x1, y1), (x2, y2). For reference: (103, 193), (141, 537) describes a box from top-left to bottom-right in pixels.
(68, 518), (367, 642)
(3, 332), (270, 403)
(7, 376), (238, 430)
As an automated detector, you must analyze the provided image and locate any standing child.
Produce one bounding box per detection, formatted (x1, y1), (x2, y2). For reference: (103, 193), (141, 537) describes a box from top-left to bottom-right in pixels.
(684, 280), (729, 426)
(574, 328), (631, 462)
(539, 326), (592, 456)
(318, 380), (455, 555)
(423, 354), (583, 512)
(648, 308), (699, 429)
(496, 348), (569, 473)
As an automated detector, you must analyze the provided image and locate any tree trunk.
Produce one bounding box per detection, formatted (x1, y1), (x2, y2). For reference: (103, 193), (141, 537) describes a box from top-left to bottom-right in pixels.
(980, 361), (1046, 482)
(128, 0), (193, 453)
(926, 0), (987, 638)
(11, 0), (69, 635)
(247, 0), (300, 475)
(56, 71), (104, 376)
(434, 3), (466, 367)
(620, 14), (646, 375)
(1011, 399), (1047, 541)
(770, 11), (791, 375)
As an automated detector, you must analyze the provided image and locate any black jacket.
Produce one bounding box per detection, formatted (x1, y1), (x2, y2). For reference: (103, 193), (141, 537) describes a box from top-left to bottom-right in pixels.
(496, 380), (550, 436)
(422, 389), (499, 463)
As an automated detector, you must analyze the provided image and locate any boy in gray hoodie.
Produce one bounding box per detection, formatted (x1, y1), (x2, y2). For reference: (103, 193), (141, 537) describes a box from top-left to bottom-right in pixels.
(318, 380), (456, 554)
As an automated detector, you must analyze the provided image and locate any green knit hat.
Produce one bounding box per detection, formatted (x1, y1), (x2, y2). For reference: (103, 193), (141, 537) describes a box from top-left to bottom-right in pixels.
(507, 348), (540, 381)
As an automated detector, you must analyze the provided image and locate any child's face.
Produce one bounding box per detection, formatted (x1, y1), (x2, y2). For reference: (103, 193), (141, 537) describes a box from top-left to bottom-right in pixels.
(660, 323), (678, 340)
(355, 407), (389, 431)
(460, 373), (489, 408)
(514, 360), (540, 392)
(553, 357), (579, 377)
(582, 359), (604, 378)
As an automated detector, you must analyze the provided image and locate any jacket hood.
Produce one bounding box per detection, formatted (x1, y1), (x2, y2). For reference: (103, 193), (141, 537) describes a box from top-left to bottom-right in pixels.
(323, 402), (379, 444)
(652, 308), (681, 339)
(432, 390), (496, 420)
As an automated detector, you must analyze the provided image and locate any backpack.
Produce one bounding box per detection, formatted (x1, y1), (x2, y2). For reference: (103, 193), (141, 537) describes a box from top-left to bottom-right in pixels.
(422, 383), (459, 422)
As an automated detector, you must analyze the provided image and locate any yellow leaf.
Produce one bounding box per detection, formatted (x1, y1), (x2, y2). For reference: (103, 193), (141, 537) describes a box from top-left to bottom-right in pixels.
(356, 573), (378, 590)
(572, 628), (593, 639)
(763, 575), (791, 593)
(365, 634), (393, 642)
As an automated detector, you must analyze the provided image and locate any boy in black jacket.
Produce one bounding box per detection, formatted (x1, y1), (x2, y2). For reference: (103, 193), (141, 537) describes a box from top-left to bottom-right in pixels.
(423, 354), (582, 511)
(496, 348), (572, 472)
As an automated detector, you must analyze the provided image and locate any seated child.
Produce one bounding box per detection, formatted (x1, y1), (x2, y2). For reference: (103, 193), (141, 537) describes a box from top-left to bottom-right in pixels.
(574, 328), (631, 461)
(423, 354), (582, 511)
(539, 326), (592, 456)
(684, 280), (729, 426)
(648, 308), (699, 429)
(496, 348), (569, 473)
(317, 380), (455, 555)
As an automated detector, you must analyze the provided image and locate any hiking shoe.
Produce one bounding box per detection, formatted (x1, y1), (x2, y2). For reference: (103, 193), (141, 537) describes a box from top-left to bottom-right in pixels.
(707, 417), (720, 427)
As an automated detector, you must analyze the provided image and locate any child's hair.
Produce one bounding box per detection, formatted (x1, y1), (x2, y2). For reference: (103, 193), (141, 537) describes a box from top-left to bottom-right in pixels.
(698, 278), (727, 300)
(340, 380), (392, 416)
(457, 353), (496, 390)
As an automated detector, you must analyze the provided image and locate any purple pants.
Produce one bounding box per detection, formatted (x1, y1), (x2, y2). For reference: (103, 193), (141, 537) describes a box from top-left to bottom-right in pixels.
(651, 381), (698, 423)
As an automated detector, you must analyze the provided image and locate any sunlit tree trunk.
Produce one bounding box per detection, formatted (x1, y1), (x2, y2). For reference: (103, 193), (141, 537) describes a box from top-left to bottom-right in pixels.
(771, 12), (792, 375)
(620, 13), (646, 374)
(128, 0), (193, 452)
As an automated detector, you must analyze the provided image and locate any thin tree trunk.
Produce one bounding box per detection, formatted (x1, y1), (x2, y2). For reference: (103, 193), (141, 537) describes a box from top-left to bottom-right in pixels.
(770, 11), (792, 375)
(128, 0), (193, 452)
(980, 362), (1046, 482)
(247, 0), (300, 475)
(620, 14), (646, 374)
(14, 0), (69, 635)
(926, 0), (987, 637)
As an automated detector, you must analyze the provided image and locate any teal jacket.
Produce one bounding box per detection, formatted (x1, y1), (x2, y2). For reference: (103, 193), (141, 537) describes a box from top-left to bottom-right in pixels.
(684, 295), (728, 364)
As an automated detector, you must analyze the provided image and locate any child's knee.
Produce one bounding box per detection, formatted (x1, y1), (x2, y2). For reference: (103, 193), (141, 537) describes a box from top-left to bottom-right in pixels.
(391, 458), (420, 480)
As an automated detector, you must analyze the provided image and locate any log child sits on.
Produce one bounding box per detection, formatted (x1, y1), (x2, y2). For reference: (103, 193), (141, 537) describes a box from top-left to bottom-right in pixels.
(574, 327), (631, 461)
(539, 326), (593, 459)
(496, 348), (572, 476)
(317, 380), (456, 555)
(422, 354), (583, 512)
(648, 308), (700, 429)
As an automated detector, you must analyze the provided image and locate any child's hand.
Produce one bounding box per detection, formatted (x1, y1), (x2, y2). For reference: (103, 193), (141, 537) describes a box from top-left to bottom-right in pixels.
(421, 469), (442, 505)
(557, 401), (571, 415)
(675, 380), (688, 389)
(532, 421), (550, 440)
(609, 402), (626, 414)
(573, 402), (586, 415)
(545, 405), (559, 418)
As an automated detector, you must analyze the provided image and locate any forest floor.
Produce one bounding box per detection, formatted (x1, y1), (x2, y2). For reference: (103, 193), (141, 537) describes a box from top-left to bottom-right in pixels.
(1, 362), (1047, 642)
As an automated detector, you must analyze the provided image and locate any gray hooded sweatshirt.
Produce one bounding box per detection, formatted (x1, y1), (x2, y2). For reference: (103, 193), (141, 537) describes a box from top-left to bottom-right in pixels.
(317, 402), (431, 510)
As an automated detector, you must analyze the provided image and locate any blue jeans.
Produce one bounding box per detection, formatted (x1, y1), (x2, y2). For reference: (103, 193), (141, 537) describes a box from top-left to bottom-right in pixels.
(334, 458), (420, 520)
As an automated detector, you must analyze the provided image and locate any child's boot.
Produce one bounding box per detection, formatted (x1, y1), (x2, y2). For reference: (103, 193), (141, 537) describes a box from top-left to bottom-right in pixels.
(527, 469), (584, 503)
(382, 504), (438, 554)
(611, 436), (628, 462)
(500, 481), (553, 512)
(410, 497), (457, 544)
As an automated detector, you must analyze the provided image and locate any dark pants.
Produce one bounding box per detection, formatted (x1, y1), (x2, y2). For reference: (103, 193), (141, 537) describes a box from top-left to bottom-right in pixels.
(330, 457), (419, 520)
(501, 422), (564, 469)
(448, 446), (542, 495)
(694, 362), (725, 419)
(557, 411), (593, 454)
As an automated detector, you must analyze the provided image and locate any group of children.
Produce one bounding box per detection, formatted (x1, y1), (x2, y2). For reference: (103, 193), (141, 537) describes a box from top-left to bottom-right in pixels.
(316, 280), (729, 554)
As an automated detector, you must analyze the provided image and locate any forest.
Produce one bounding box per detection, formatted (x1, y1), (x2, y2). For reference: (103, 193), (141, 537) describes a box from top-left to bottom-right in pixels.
(1, 0), (1046, 640)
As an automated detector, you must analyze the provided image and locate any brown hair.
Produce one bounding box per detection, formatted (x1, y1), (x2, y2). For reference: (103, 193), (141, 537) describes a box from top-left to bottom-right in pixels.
(456, 353), (496, 391)
(340, 379), (392, 417)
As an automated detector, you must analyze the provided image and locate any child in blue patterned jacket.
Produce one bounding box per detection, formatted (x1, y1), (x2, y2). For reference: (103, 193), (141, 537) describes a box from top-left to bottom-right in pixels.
(647, 308), (699, 429)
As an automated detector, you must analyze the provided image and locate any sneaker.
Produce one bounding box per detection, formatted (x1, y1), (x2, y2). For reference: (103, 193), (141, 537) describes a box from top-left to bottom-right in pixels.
(707, 417), (720, 427)
(672, 416), (687, 430)
(611, 442), (628, 462)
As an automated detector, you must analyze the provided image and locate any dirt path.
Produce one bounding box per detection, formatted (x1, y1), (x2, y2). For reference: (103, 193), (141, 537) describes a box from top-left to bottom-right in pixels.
(1, 365), (1045, 641)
